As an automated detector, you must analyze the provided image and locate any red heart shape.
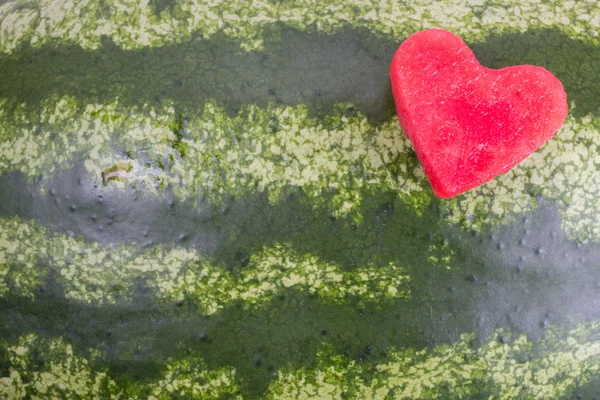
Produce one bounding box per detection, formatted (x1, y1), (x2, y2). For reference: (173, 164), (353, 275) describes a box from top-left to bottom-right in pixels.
(389, 29), (568, 198)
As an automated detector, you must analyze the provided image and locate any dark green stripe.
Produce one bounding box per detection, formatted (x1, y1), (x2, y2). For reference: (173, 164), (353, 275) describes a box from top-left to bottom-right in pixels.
(148, 0), (177, 16)
(0, 164), (428, 271)
(563, 378), (600, 400)
(3, 320), (599, 398)
(2, 15), (600, 400)
(0, 26), (397, 125)
(2, 194), (600, 396)
(0, 168), (223, 255)
(2, 157), (599, 338)
(1, 27), (598, 128)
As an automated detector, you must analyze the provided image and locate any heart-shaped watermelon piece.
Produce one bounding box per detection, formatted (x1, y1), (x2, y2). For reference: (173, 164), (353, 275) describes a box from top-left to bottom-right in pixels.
(389, 28), (568, 198)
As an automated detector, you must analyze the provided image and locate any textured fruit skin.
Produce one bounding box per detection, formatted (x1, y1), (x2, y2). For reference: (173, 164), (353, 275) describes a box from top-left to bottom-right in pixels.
(390, 28), (568, 198)
(4, 2), (600, 398)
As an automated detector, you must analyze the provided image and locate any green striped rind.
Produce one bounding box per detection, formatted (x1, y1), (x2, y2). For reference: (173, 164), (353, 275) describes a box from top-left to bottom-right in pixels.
(0, 96), (177, 179)
(2, 321), (599, 398)
(0, 334), (240, 399)
(172, 102), (426, 218)
(268, 322), (600, 399)
(0, 96), (427, 221)
(146, 357), (240, 399)
(2, 1), (600, 398)
(0, 0), (599, 54)
(0, 217), (410, 311)
(2, 96), (600, 240)
(0, 335), (115, 399)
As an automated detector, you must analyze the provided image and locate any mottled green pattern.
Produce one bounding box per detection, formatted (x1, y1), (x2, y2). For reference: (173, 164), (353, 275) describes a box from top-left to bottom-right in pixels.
(0, 335), (117, 399)
(0, 334), (240, 399)
(0, 0), (598, 53)
(268, 322), (600, 399)
(2, 322), (600, 399)
(147, 357), (240, 399)
(0, 97), (176, 178)
(2, 95), (600, 239)
(0, 217), (410, 310)
(2, 0), (600, 398)
(0, 97), (425, 220)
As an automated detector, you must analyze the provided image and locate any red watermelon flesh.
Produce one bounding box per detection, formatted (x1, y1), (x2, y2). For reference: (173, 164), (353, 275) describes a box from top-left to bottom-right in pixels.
(389, 28), (568, 198)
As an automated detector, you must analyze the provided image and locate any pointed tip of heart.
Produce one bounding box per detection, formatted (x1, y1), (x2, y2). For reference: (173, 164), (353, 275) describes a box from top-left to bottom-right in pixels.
(432, 186), (460, 200)
(390, 28), (568, 199)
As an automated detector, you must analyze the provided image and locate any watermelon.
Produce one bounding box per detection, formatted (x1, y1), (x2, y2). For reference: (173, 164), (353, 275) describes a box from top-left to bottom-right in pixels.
(0, 1), (600, 399)
(390, 28), (568, 198)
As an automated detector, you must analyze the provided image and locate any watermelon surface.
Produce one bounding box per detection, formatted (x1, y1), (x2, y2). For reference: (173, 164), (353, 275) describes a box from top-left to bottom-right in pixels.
(0, 0), (600, 398)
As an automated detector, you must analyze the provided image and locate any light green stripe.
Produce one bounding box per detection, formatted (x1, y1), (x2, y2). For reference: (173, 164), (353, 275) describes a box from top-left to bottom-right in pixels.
(0, 0), (599, 54)
(0, 217), (411, 310)
(267, 322), (600, 399)
(3, 321), (600, 398)
(0, 96), (426, 222)
(146, 357), (240, 400)
(0, 333), (241, 399)
(2, 96), (600, 240)
(1, 335), (114, 399)
(0, 97), (178, 178)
